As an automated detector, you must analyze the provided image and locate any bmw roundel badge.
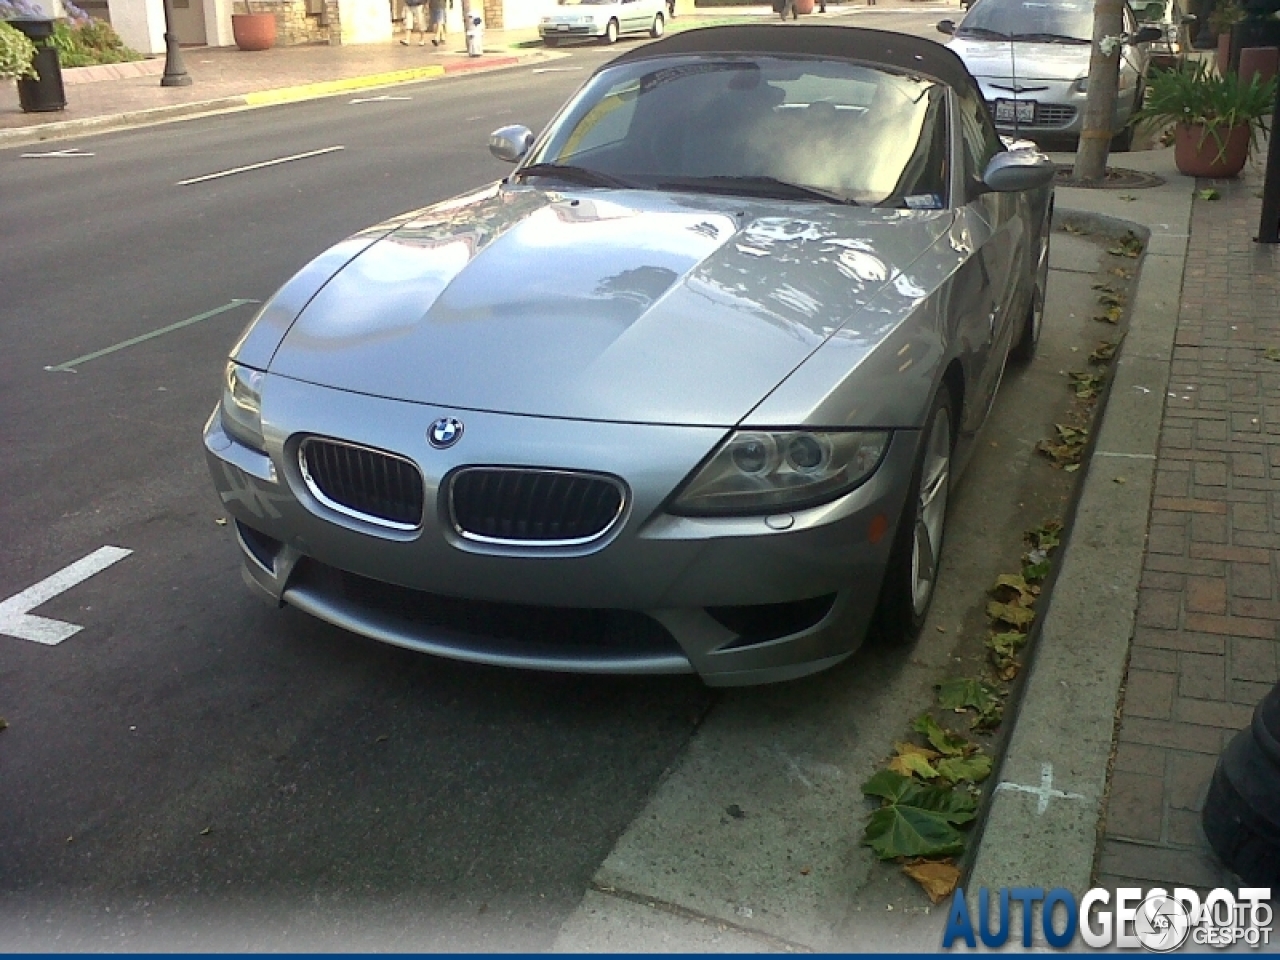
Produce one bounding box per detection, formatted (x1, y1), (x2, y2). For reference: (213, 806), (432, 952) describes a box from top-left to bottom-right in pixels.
(428, 417), (464, 449)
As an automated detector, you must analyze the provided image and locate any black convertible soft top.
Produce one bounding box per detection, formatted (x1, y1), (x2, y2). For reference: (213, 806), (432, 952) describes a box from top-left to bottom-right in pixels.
(610, 24), (982, 98)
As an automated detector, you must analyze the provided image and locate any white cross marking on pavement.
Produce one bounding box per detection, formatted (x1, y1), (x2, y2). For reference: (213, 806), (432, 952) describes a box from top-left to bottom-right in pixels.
(995, 763), (1086, 815)
(0, 546), (132, 645)
(20, 147), (95, 158)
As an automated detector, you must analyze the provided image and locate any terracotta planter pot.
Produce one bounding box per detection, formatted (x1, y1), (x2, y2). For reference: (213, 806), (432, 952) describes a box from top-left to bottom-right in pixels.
(232, 12), (277, 51)
(1173, 121), (1251, 177)
(1217, 31), (1232, 73)
(794, 0), (815, 11)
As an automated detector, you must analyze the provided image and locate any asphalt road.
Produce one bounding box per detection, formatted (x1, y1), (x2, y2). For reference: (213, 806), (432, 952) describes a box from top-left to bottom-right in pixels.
(0, 11), (1040, 950)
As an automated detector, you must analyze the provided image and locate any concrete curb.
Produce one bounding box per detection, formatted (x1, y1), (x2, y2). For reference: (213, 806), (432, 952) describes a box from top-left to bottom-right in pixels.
(966, 156), (1193, 907)
(0, 52), (532, 148)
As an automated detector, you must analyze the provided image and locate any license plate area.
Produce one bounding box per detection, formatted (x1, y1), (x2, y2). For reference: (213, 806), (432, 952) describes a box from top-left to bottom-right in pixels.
(557, 23), (569, 29)
(994, 99), (1036, 124)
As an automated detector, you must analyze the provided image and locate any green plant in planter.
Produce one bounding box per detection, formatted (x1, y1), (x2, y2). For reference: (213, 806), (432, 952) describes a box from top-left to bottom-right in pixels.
(1134, 60), (1276, 162)
(1208, 0), (1246, 33)
(0, 19), (38, 80)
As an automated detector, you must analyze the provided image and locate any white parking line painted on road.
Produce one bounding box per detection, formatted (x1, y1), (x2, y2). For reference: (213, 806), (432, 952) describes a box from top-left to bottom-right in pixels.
(44, 299), (259, 373)
(531, 67), (583, 74)
(177, 145), (344, 186)
(0, 547), (132, 645)
(350, 95), (412, 103)
(20, 147), (96, 158)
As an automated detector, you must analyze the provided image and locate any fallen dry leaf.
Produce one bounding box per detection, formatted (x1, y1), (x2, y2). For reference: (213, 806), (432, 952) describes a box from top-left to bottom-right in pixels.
(903, 860), (961, 904)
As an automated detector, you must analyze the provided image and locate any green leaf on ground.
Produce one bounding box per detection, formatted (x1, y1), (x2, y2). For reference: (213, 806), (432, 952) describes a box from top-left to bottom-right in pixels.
(912, 714), (971, 757)
(988, 600), (1035, 629)
(1264, 347), (1280, 362)
(1090, 339), (1119, 365)
(1023, 557), (1052, 582)
(936, 753), (994, 784)
(1027, 520), (1063, 552)
(888, 742), (941, 780)
(1107, 231), (1145, 258)
(1094, 304), (1124, 324)
(1069, 371), (1105, 399)
(1198, 188), (1220, 201)
(992, 573), (1038, 605)
(861, 770), (978, 860)
(937, 678), (1000, 714)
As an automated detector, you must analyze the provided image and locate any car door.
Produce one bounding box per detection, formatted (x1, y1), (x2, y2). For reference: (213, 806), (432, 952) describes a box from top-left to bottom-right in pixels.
(618, 0), (644, 33)
(948, 87), (1026, 434)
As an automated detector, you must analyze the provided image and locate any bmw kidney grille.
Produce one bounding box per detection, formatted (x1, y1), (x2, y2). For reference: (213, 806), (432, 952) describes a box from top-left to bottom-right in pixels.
(299, 437), (425, 530)
(450, 467), (626, 546)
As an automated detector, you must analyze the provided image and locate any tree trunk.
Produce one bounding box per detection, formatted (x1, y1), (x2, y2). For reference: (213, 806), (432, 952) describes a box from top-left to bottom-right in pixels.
(1072, 0), (1125, 181)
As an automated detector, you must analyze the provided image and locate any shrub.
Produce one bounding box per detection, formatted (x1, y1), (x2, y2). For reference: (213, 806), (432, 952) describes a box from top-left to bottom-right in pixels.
(51, 18), (142, 66)
(0, 19), (38, 80)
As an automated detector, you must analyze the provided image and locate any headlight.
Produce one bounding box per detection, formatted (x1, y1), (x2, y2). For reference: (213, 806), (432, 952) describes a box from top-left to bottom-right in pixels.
(221, 361), (266, 453)
(670, 429), (890, 516)
(1071, 76), (1089, 93)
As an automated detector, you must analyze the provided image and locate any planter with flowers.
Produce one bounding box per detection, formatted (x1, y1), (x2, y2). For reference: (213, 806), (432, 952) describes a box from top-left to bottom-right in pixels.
(1135, 60), (1277, 176)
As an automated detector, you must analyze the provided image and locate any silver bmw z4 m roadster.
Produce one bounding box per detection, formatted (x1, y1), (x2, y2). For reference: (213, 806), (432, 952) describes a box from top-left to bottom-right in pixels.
(205, 26), (1055, 686)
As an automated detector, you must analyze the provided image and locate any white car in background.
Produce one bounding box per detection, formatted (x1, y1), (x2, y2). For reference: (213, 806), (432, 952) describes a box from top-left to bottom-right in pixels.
(540, 0), (667, 45)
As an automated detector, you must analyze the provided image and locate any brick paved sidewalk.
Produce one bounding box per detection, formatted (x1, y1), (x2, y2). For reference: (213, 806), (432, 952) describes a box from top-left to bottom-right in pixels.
(1098, 156), (1280, 891)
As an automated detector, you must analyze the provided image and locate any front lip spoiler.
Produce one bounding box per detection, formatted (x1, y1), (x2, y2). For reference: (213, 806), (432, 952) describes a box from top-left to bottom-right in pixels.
(284, 575), (695, 676)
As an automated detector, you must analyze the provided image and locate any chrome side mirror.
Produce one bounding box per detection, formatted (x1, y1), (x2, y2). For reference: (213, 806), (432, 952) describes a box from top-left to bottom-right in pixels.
(982, 150), (1056, 193)
(489, 125), (534, 163)
(936, 18), (956, 34)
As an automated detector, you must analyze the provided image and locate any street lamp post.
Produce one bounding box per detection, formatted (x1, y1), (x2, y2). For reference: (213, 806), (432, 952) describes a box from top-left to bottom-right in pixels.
(160, 0), (192, 87)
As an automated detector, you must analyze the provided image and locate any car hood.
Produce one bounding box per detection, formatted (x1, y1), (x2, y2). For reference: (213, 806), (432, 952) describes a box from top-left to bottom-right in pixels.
(270, 184), (952, 427)
(947, 37), (1089, 82)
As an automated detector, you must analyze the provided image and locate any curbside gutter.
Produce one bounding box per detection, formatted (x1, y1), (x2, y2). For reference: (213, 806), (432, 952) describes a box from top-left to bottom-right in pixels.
(966, 159), (1192, 909)
(0, 53), (526, 149)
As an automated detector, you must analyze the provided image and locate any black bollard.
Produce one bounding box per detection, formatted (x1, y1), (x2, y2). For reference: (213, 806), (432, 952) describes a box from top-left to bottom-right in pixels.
(1201, 679), (1280, 884)
(1259, 80), (1280, 243)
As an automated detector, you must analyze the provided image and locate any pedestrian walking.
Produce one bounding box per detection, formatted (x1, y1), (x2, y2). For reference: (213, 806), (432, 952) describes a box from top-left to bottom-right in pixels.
(429, 0), (447, 46)
(401, 0), (428, 44)
(666, 0), (675, 18)
(778, 0), (798, 20)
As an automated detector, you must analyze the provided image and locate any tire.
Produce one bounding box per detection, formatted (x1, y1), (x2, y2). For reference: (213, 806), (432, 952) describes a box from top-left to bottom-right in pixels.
(601, 18), (619, 43)
(543, 35), (559, 46)
(1009, 200), (1052, 364)
(874, 388), (955, 640)
(1111, 83), (1142, 152)
(650, 12), (664, 37)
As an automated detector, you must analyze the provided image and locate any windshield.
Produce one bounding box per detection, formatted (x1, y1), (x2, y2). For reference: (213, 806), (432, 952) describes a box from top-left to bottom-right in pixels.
(519, 55), (950, 209)
(959, 0), (1094, 42)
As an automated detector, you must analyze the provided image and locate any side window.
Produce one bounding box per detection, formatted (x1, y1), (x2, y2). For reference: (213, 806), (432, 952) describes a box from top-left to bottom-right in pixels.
(955, 88), (1002, 199)
(557, 80), (639, 159)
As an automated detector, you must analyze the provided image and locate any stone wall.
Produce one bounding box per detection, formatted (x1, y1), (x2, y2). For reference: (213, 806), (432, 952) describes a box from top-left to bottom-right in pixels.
(251, 0), (337, 44)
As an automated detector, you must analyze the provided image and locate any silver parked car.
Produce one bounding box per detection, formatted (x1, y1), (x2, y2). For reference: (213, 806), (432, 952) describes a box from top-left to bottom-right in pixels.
(539, 0), (667, 45)
(939, 0), (1161, 150)
(204, 26), (1055, 686)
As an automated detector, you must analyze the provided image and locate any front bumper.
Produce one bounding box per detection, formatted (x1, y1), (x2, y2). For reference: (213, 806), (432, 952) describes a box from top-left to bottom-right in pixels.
(539, 22), (602, 38)
(204, 375), (919, 686)
(976, 78), (1137, 140)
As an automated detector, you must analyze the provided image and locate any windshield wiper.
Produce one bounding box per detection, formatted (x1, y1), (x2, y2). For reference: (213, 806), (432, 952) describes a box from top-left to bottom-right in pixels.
(513, 163), (636, 189)
(1009, 31), (1089, 43)
(655, 175), (857, 205)
(956, 26), (1012, 39)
